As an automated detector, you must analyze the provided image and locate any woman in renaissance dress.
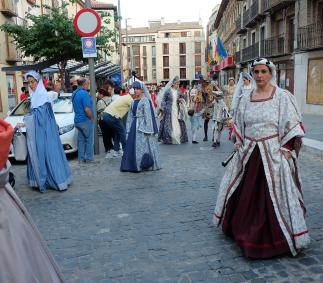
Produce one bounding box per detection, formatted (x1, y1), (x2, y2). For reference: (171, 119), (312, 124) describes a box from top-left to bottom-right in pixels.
(213, 58), (310, 258)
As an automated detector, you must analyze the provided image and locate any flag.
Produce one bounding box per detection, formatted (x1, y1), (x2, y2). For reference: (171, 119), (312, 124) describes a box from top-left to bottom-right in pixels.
(213, 41), (219, 64)
(217, 36), (228, 59)
(207, 41), (213, 65)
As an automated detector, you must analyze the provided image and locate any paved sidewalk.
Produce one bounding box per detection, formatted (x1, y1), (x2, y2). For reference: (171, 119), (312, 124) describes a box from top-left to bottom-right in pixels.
(10, 127), (323, 283)
(302, 114), (323, 158)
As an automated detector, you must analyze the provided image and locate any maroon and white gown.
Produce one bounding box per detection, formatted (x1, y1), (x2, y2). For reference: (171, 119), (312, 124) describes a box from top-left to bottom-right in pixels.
(213, 87), (310, 258)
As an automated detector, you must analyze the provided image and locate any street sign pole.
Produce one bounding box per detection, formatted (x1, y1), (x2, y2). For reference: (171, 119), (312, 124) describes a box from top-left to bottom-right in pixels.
(77, 1), (100, 155)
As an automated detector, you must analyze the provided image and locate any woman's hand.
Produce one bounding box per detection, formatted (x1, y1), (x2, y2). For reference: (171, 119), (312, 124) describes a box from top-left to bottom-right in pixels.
(15, 123), (25, 128)
(234, 143), (241, 151)
(282, 150), (292, 160)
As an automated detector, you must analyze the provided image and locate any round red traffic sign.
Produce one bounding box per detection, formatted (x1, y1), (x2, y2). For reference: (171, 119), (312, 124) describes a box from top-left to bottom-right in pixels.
(74, 8), (101, 37)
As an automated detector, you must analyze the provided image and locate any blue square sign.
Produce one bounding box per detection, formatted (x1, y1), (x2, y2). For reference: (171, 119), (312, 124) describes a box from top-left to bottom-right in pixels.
(81, 37), (97, 58)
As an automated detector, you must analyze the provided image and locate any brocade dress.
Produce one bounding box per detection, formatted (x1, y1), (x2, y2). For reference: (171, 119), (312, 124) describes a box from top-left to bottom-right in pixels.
(213, 87), (310, 258)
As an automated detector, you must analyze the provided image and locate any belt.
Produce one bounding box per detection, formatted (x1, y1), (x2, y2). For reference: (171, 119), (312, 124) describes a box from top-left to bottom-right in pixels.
(245, 133), (279, 142)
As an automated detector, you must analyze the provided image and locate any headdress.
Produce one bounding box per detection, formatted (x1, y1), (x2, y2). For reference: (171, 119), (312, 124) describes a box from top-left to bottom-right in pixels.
(25, 70), (51, 109)
(231, 72), (256, 111)
(251, 57), (277, 86)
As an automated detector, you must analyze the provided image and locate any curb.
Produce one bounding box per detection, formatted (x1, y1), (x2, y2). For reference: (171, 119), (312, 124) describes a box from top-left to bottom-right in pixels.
(302, 138), (323, 159)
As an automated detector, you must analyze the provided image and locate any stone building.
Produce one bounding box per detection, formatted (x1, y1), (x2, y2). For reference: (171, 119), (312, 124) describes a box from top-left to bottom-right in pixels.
(121, 18), (207, 86)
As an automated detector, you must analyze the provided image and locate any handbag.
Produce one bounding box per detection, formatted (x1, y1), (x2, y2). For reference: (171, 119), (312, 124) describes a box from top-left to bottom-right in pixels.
(13, 129), (27, 161)
(188, 109), (195, 116)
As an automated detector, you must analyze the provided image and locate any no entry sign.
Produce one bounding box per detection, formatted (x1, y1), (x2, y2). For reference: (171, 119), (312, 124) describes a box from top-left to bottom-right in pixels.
(74, 8), (101, 37)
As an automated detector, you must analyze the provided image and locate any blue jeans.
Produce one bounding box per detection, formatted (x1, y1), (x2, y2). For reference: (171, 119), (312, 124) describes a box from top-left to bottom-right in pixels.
(75, 119), (94, 161)
(102, 113), (126, 152)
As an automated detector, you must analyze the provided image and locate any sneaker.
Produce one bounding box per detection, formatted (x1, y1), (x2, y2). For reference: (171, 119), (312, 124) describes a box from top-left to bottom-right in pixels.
(192, 141), (199, 144)
(203, 137), (208, 141)
(105, 150), (115, 159)
(216, 141), (220, 146)
(113, 150), (123, 158)
(212, 142), (217, 148)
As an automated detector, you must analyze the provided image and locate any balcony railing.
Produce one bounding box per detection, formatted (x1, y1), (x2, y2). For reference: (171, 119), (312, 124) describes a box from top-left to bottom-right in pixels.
(264, 0), (295, 12)
(242, 42), (259, 62)
(298, 23), (323, 50)
(5, 34), (22, 62)
(243, 9), (250, 28)
(235, 50), (241, 64)
(236, 17), (246, 34)
(0, 0), (17, 17)
(260, 35), (292, 57)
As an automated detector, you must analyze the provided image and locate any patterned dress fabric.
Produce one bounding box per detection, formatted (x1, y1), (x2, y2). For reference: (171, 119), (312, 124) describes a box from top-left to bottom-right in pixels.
(213, 87), (310, 258)
(121, 98), (161, 172)
(158, 88), (188, 144)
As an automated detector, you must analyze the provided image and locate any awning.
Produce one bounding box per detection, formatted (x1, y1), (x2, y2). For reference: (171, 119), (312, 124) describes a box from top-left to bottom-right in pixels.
(1, 59), (120, 78)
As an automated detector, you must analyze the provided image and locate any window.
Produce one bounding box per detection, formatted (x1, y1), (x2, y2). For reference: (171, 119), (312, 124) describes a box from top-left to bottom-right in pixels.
(181, 31), (187, 37)
(195, 55), (201, 66)
(163, 56), (169, 67)
(143, 69), (148, 81)
(135, 68), (140, 76)
(195, 66), (201, 75)
(195, 42), (201, 53)
(152, 69), (156, 80)
(163, 43), (169, 54)
(180, 68), (186, 79)
(132, 45), (140, 56)
(165, 32), (170, 38)
(179, 43), (186, 54)
(152, 57), (156, 67)
(194, 31), (201, 37)
(180, 55), (186, 67)
(143, 57), (147, 68)
(127, 47), (131, 62)
(143, 46), (147, 56)
(134, 57), (140, 68)
(163, 68), (169, 79)
(152, 46), (156, 57)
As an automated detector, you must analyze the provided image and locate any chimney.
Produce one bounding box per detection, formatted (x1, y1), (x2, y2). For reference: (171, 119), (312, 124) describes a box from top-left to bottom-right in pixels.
(161, 17), (165, 25)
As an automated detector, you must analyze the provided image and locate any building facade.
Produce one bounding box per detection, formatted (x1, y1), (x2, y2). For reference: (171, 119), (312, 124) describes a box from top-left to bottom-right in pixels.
(212, 0), (323, 115)
(121, 19), (207, 86)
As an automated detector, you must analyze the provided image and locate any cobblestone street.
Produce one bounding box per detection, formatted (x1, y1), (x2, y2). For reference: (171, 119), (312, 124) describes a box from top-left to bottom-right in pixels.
(11, 131), (323, 283)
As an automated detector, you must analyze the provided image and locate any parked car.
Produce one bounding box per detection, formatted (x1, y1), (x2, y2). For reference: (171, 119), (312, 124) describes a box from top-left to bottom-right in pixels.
(5, 93), (78, 160)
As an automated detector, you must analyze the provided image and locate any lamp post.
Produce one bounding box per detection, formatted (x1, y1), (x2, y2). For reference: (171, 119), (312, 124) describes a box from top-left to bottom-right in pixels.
(117, 0), (123, 84)
(125, 18), (133, 82)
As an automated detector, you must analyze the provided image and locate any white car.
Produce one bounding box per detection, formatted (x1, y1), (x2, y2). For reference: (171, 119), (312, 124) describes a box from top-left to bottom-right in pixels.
(5, 93), (78, 160)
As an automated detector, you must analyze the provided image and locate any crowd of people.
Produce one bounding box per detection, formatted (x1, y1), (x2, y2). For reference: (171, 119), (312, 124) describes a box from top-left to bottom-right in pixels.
(1, 56), (308, 281)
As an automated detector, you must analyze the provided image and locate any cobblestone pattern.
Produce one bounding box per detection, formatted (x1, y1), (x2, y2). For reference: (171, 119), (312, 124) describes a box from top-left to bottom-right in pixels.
(10, 129), (323, 283)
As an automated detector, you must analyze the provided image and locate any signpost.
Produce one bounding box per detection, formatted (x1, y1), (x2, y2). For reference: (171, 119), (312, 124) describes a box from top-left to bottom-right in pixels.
(74, 8), (101, 155)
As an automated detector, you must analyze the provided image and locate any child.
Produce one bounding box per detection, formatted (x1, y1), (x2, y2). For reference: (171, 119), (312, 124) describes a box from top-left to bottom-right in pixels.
(212, 91), (231, 148)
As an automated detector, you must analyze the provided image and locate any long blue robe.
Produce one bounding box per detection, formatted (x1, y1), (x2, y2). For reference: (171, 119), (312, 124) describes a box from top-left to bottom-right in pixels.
(24, 103), (72, 192)
(121, 98), (161, 172)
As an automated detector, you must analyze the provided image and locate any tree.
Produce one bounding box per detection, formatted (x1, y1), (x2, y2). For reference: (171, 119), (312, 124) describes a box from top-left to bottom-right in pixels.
(0, 1), (117, 87)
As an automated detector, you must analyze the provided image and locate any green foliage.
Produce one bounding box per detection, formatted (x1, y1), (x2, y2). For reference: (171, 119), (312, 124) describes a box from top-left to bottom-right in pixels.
(0, 1), (117, 64)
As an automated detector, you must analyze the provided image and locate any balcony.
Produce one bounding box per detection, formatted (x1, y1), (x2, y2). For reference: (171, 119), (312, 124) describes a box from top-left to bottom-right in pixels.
(241, 42), (259, 62)
(242, 9), (250, 28)
(298, 23), (323, 50)
(235, 50), (241, 64)
(246, 1), (265, 27)
(5, 34), (22, 63)
(0, 0), (17, 17)
(236, 17), (246, 34)
(264, 0), (295, 13)
(260, 35), (291, 57)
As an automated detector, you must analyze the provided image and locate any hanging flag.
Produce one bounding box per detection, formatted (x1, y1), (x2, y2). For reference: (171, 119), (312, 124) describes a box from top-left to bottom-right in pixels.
(214, 41), (219, 64)
(217, 36), (228, 59)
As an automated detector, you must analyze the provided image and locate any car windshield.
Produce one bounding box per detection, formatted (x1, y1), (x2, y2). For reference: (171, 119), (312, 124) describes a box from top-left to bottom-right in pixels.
(53, 96), (73, 113)
(10, 96), (73, 116)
